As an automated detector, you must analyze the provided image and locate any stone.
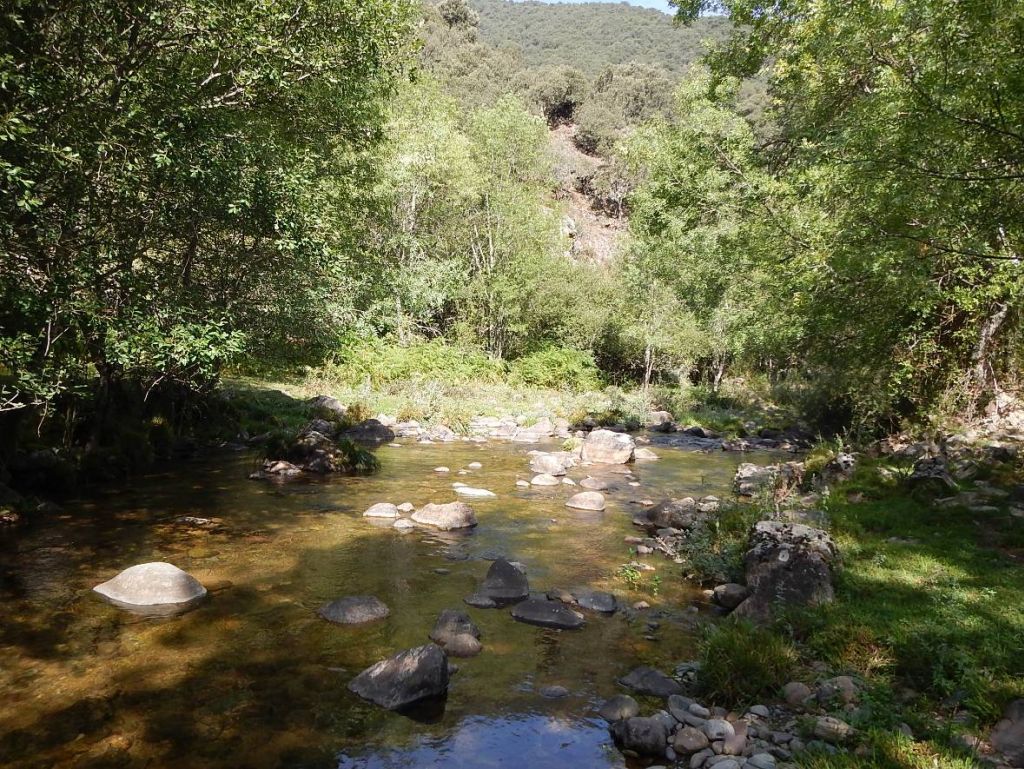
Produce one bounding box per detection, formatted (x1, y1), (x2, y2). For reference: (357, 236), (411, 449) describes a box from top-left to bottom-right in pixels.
(818, 675), (859, 705)
(747, 754), (776, 769)
(645, 497), (699, 530)
(566, 491), (606, 511)
(722, 720), (747, 755)
(635, 447), (660, 460)
(783, 681), (813, 708)
(690, 748), (714, 769)
(573, 588), (617, 613)
(610, 716), (671, 756)
(468, 462), (483, 469)
(344, 418), (396, 445)
(713, 583), (750, 610)
(813, 716), (855, 744)
(530, 453), (570, 476)
(675, 726), (710, 753)
(599, 694), (640, 722)
(248, 459), (302, 479)
(318, 595), (390, 625)
(748, 705), (770, 719)
(516, 480), (530, 488)
(539, 685), (570, 699)
(454, 486), (496, 498)
(733, 521), (839, 622)
(990, 699), (1024, 767)
(309, 395), (347, 419)
(510, 598), (585, 629)
(618, 666), (683, 697)
(531, 473), (561, 486)
(648, 410), (675, 430)
(363, 502), (399, 518)
(907, 455), (958, 493)
(93, 562), (206, 609)
(580, 476), (610, 491)
(397, 502), (415, 513)
(393, 518), (415, 531)
(434, 466), (450, 473)
(480, 558), (529, 603)
(689, 703), (711, 718)
(463, 593), (497, 609)
(707, 759), (739, 769)
(582, 429), (636, 464)
(429, 609), (481, 646)
(443, 633), (483, 657)
(667, 694), (695, 721)
(347, 644), (449, 710)
(411, 502), (478, 530)
(703, 719), (734, 741)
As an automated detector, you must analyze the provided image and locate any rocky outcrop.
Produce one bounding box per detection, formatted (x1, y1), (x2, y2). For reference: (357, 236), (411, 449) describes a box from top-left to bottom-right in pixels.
(581, 429), (635, 464)
(733, 521), (839, 622)
(93, 562), (206, 610)
(318, 596), (390, 624)
(411, 502), (477, 530)
(347, 644), (450, 710)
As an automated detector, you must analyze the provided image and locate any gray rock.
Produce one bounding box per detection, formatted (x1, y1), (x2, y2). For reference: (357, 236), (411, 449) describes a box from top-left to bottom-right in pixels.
(713, 583), (750, 610)
(348, 643), (449, 710)
(813, 716), (855, 744)
(610, 716), (671, 756)
(689, 703), (711, 718)
(783, 681), (813, 707)
(667, 694), (695, 722)
(817, 675), (859, 705)
(309, 394), (347, 419)
(539, 685), (570, 699)
(580, 476), (610, 491)
(706, 759), (739, 769)
(574, 588), (617, 613)
(645, 497), (699, 530)
(635, 447), (659, 460)
(675, 726), (711, 753)
(722, 720), (747, 755)
(531, 473), (561, 486)
(748, 705), (770, 719)
(599, 694), (640, 722)
(318, 595), (390, 624)
(747, 753), (776, 769)
(363, 502), (399, 518)
(566, 491), (606, 511)
(444, 633), (483, 657)
(429, 609), (481, 646)
(454, 486), (496, 498)
(411, 501), (478, 530)
(690, 748), (714, 769)
(582, 429), (636, 464)
(93, 562), (207, 609)
(393, 518), (415, 531)
(481, 558), (529, 603)
(733, 521), (839, 622)
(704, 719), (734, 741)
(463, 593), (497, 609)
(618, 666), (683, 698)
(530, 453), (569, 476)
(991, 699), (1024, 767)
(510, 598), (585, 629)
(344, 418), (396, 445)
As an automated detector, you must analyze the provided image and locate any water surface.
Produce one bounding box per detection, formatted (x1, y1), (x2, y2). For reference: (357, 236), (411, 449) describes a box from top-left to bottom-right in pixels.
(0, 437), (775, 769)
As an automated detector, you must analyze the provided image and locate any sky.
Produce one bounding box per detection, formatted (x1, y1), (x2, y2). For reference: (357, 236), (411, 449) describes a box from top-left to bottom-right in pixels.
(523, 0), (676, 14)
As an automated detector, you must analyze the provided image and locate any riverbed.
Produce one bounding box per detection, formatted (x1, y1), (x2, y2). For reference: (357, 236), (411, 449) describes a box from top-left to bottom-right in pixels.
(0, 437), (781, 769)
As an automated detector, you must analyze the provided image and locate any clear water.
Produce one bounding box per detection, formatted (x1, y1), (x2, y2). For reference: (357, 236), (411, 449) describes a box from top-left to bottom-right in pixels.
(0, 438), (776, 769)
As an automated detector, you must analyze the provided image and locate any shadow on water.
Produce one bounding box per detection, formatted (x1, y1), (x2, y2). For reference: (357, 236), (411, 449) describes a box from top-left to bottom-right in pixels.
(0, 437), (769, 769)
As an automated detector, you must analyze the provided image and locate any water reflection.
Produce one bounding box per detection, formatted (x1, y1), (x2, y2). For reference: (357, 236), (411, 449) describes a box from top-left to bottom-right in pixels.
(336, 713), (625, 769)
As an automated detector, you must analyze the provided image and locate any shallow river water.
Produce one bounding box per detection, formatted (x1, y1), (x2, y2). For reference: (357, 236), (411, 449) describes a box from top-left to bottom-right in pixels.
(0, 437), (780, 769)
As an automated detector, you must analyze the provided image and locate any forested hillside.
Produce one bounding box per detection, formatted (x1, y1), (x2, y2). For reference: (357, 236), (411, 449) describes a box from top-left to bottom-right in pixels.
(472, 0), (729, 75)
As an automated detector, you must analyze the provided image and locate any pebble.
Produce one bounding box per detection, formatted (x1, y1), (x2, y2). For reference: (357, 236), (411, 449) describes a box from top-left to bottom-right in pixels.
(434, 466), (450, 473)
(468, 462), (483, 469)
(539, 685), (569, 699)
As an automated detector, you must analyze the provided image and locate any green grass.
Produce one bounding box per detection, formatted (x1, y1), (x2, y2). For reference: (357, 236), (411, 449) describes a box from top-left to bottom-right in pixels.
(697, 621), (799, 706)
(797, 729), (978, 769)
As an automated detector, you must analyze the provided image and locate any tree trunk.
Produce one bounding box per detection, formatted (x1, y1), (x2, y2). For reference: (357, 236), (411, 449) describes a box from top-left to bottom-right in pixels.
(970, 302), (1009, 398)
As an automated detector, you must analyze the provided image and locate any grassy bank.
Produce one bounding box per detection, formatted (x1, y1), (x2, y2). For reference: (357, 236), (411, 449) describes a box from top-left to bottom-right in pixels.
(690, 457), (1024, 768)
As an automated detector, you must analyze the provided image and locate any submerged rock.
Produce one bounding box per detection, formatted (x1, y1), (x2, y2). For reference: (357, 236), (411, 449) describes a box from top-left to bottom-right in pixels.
(93, 562), (206, 610)
(363, 502), (399, 518)
(581, 429), (635, 464)
(348, 644), (450, 710)
(429, 608), (482, 658)
(566, 491), (606, 511)
(411, 502), (478, 530)
(510, 598), (585, 629)
(454, 486), (496, 499)
(618, 666), (682, 697)
(318, 595), (390, 625)
(531, 473), (561, 486)
(573, 588), (617, 613)
(580, 476), (610, 491)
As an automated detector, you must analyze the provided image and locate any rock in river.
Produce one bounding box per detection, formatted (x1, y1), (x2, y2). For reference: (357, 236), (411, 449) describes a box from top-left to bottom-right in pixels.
(531, 473), (560, 486)
(610, 716), (671, 756)
(480, 558), (529, 603)
(530, 453), (570, 476)
(581, 429), (635, 464)
(348, 643), (450, 710)
(566, 491), (606, 511)
(511, 598), (585, 629)
(454, 486), (496, 499)
(598, 694), (640, 722)
(363, 502), (399, 518)
(618, 666), (683, 697)
(573, 588), (617, 613)
(411, 502), (478, 530)
(93, 562), (207, 610)
(429, 609), (482, 657)
(318, 596), (390, 625)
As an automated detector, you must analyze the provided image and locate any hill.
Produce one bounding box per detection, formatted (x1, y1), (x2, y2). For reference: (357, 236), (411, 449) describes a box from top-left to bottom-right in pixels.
(471, 0), (730, 76)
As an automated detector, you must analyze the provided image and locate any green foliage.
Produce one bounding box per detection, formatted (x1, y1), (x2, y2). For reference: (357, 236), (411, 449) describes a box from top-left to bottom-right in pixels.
(509, 347), (601, 391)
(528, 66), (589, 124)
(326, 336), (505, 388)
(697, 621), (798, 706)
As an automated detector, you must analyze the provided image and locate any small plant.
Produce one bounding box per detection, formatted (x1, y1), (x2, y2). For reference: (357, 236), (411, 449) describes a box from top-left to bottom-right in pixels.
(616, 563), (643, 590)
(697, 621), (798, 706)
(650, 574), (662, 596)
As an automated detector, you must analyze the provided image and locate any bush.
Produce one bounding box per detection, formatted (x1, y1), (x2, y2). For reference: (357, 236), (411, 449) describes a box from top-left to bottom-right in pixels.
(508, 347), (602, 391)
(698, 621), (798, 706)
(326, 336), (506, 387)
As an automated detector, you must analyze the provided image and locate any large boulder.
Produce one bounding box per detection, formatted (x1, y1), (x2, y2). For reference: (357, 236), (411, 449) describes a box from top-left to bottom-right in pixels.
(411, 502), (477, 530)
(309, 395), (347, 420)
(645, 497), (700, 530)
(647, 410), (675, 432)
(480, 558), (529, 603)
(733, 521), (839, 622)
(510, 598), (585, 629)
(598, 694), (640, 722)
(93, 562), (206, 610)
(573, 588), (616, 613)
(318, 596), (390, 624)
(348, 644), (450, 710)
(363, 503), (399, 519)
(581, 429), (635, 464)
(610, 716), (671, 756)
(530, 452), (571, 476)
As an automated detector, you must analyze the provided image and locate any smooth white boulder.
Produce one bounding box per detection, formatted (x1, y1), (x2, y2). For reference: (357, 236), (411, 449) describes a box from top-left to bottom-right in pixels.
(93, 562), (206, 608)
(454, 486), (496, 498)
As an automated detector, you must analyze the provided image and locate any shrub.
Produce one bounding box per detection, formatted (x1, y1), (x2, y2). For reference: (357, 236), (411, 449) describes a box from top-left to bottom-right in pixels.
(326, 336), (506, 387)
(698, 621), (798, 706)
(508, 346), (601, 391)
